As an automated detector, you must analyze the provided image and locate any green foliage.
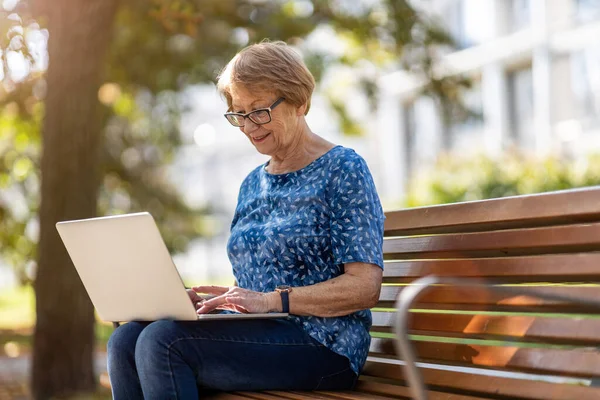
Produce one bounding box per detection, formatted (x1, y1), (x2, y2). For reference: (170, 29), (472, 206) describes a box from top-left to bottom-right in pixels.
(406, 152), (600, 207)
(327, 95), (364, 136)
(0, 102), (41, 283)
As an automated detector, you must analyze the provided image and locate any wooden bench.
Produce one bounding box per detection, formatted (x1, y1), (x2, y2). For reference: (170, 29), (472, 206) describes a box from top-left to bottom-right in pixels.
(211, 187), (600, 399)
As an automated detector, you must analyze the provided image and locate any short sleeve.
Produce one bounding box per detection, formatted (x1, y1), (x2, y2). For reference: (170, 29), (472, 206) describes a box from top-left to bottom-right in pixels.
(328, 153), (385, 269)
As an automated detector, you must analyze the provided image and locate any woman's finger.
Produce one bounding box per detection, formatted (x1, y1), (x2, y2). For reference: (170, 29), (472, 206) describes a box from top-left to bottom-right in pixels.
(196, 294), (229, 314)
(195, 299), (207, 311)
(192, 285), (229, 295)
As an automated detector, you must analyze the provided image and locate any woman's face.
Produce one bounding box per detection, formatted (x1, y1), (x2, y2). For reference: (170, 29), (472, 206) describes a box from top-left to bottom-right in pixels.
(230, 84), (301, 156)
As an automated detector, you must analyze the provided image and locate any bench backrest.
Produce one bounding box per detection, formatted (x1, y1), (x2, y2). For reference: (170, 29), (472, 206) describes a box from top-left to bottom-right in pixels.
(360, 187), (600, 400)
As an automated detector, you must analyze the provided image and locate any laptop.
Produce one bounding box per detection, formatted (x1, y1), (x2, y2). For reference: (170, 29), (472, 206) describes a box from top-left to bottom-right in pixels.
(55, 212), (288, 323)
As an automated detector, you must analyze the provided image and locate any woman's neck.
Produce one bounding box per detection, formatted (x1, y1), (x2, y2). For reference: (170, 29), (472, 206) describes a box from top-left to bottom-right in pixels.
(267, 131), (334, 175)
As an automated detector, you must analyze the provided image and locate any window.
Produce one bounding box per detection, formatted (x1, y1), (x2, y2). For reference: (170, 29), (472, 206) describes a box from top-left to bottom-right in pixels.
(576, 0), (600, 23)
(402, 101), (416, 181)
(402, 96), (439, 173)
(439, 0), (494, 50)
(507, 67), (534, 148)
(448, 80), (485, 151)
(509, 0), (531, 32)
(571, 47), (600, 129)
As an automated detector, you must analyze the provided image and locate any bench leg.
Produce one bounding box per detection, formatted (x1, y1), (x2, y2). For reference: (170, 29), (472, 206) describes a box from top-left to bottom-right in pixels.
(393, 276), (437, 400)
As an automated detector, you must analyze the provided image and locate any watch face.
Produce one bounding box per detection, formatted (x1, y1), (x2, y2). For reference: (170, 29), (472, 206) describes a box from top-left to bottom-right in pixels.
(276, 285), (292, 293)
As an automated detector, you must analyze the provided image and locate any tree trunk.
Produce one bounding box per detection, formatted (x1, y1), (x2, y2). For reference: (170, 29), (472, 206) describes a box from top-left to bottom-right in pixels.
(31, 0), (119, 398)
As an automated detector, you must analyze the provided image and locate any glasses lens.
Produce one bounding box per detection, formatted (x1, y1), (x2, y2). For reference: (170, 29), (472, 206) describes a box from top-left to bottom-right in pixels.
(225, 114), (244, 127)
(248, 110), (271, 125)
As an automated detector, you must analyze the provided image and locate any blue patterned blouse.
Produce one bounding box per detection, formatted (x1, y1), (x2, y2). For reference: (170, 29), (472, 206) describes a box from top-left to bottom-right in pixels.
(226, 145), (385, 375)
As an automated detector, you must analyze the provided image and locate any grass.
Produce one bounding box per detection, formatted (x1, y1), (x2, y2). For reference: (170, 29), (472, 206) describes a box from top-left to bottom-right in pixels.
(0, 285), (35, 330)
(0, 285), (115, 355)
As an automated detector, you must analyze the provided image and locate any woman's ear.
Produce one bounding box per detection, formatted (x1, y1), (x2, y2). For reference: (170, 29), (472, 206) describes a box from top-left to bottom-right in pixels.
(296, 103), (308, 116)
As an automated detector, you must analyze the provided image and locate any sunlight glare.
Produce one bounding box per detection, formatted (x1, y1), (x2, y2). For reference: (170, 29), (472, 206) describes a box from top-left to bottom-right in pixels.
(98, 83), (122, 105)
(4, 341), (20, 358)
(193, 123), (216, 147)
(2, 0), (19, 11)
(231, 28), (249, 47)
(6, 50), (29, 82)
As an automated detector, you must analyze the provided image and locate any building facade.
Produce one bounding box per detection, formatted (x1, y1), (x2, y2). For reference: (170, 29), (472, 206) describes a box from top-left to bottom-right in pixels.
(373, 0), (600, 204)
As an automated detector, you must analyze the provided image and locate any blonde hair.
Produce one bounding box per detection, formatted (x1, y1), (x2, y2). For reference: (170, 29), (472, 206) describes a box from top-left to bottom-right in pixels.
(217, 40), (315, 115)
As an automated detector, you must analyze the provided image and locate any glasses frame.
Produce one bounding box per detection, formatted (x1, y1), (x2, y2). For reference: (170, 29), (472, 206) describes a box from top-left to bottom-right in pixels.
(224, 97), (285, 127)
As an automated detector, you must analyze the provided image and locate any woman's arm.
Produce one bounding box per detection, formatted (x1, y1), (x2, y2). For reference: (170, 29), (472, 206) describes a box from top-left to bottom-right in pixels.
(267, 262), (382, 317)
(193, 262), (382, 317)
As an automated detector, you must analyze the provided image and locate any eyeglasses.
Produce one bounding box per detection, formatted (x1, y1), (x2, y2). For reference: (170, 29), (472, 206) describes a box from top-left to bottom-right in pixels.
(224, 97), (285, 127)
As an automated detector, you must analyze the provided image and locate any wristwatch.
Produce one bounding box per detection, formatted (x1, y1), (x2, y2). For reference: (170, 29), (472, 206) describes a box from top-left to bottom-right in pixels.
(275, 285), (293, 313)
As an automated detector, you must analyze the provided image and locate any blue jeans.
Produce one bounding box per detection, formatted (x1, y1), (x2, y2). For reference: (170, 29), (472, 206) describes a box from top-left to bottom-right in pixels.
(107, 318), (358, 399)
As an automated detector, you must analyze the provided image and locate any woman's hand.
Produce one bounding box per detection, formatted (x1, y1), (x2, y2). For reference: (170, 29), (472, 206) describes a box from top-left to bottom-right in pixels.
(186, 289), (214, 311)
(191, 285), (278, 315)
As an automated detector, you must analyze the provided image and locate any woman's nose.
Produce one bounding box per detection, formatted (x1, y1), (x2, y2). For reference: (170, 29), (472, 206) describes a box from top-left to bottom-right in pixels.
(242, 119), (260, 133)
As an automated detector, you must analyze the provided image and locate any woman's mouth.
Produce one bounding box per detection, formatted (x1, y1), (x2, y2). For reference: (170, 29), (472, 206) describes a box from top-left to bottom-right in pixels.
(252, 133), (270, 143)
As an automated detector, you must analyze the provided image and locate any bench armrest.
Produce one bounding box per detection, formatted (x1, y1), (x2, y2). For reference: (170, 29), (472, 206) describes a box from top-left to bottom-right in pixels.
(393, 275), (600, 400)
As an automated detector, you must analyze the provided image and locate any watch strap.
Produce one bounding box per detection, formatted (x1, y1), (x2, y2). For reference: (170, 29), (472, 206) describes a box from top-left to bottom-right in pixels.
(279, 290), (290, 313)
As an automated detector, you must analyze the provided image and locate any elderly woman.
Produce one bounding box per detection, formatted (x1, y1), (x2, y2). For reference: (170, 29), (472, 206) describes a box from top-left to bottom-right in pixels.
(107, 41), (385, 399)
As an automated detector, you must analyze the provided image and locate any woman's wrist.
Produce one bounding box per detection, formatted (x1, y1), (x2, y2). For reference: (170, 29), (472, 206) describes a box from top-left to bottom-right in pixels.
(266, 291), (282, 312)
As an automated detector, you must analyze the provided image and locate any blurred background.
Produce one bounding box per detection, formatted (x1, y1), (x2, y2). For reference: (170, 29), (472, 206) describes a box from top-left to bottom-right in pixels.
(1, 0), (599, 398)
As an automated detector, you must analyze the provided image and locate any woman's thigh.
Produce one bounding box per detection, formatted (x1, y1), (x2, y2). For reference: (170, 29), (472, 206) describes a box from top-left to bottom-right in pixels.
(107, 321), (151, 364)
(135, 318), (357, 392)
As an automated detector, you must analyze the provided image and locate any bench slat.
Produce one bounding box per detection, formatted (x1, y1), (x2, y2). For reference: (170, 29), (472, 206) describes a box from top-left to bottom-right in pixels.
(204, 393), (260, 399)
(384, 222), (600, 259)
(229, 393), (286, 400)
(313, 390), (405, 399)
(375, 285), (600, 313)
(376, 302), (600, 313)
(353, 381), (488, 400)
(384, 188), (600, 236)
(362, 360), (600, 400)
(382, 253), (600, 282)
(265, 392), (347, 399)
(369, 338), (600, 377)
(233, 392), (370, 400)
(265, 390), (406, 400)
(371, 312), (600, 345)
(236, 392), (344, 400)
(377, 284), (600, 308)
